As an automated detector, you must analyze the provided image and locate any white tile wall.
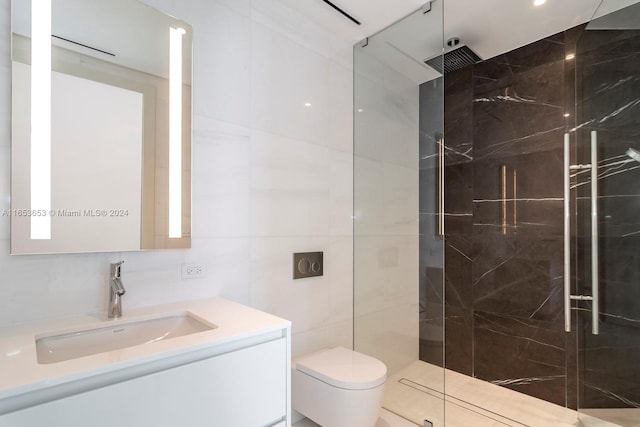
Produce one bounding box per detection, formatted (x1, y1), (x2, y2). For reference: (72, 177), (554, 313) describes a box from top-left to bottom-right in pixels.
(0, 0), (355, 358)
(353, 45), (420, 374)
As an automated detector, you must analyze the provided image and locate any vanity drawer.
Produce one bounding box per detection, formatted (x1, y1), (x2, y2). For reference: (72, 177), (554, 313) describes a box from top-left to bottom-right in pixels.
(0, 337), (288, 427)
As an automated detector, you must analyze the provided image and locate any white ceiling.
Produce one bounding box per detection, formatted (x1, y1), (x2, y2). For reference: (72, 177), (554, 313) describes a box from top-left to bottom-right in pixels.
(282, 0), (639, 82)
(12, 0), (638, 84)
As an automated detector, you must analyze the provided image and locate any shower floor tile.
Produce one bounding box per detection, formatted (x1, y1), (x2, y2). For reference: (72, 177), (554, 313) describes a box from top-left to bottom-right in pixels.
(383, 360), (593, 427)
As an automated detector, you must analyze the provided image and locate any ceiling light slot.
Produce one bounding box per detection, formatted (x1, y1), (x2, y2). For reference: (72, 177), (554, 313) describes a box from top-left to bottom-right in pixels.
(321, 0), (361, 25)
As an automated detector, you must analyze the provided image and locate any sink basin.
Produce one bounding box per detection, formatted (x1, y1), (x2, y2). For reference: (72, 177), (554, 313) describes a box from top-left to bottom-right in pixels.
(36, 313), (216, 364)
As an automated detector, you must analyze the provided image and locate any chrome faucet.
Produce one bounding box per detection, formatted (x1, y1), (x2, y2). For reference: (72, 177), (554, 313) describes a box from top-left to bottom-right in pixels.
(108, 261), (126, 318)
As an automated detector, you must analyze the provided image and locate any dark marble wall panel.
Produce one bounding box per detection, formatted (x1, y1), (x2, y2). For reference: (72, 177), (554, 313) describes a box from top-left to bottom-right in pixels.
(473, 236), (564, 322)
(418, 77), (445, 368)
(580, 320), (640, 408)
(420, 267), (444, 366)
(444, 67), (473, 166)
(420, 27), (574, 409)
(474, 32), (565, 92)
(576, 24), (640, 412)
(472, 149), (565, 237)
(444, 66), (474, 236)
(444, 163), (473, 236)
(474, 311), (567, 406)
(468, 29), (570, 408)
(420, 19), (640, 412)
(444, 236), (474, 375)
(473, 61), (565, 162)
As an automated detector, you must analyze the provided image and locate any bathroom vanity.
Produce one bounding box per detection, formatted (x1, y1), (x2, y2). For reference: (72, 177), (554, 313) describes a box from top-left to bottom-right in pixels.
(0, 298), (291, 427)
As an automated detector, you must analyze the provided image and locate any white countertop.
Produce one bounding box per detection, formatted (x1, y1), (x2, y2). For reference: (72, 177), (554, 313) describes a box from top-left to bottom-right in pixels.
(0, 298), (291, 403)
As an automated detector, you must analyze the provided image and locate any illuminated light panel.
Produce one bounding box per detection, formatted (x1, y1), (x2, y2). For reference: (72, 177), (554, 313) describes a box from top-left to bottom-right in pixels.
(31, 0), (52, 240)
(169, 27), (185, 239)
(534, 0), (546, 5)
(566, 53), (576, 60)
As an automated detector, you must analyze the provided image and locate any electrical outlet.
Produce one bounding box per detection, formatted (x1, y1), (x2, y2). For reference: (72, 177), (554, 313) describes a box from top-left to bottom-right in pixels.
(181, 263), (206, 279)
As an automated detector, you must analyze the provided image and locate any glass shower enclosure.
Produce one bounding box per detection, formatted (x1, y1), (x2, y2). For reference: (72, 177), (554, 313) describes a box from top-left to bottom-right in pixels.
(354, 0), (640, 426)
(353, 1), (445, 426)
(574, 0), (640, 425)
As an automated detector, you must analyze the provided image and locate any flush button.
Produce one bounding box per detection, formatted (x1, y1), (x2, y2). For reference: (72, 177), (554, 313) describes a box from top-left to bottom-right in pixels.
(293, 252), (323, 279)
(297, 258), (311, 274)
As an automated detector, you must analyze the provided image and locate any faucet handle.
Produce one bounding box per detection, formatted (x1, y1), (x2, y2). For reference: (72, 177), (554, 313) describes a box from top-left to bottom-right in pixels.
(111, 260), (125, 277)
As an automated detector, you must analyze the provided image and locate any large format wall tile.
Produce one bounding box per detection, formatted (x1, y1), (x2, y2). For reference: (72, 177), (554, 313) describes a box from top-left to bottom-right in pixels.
(421, 26), (575, 408)
(1, 0), (355, 367)
(354, 48), (420, 372)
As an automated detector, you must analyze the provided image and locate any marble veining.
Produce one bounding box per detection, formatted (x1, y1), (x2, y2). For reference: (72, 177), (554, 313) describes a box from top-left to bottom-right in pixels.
(584, 383), (640, 408)
(445, 143), (473, 161)
(491, 375), (565, 387)
(474, 93), (563, 110)
(594, 75), (636, 95)
(475, 324), (565, 353)
(474, 197), (563, 203)
(473, 126), (565, 161)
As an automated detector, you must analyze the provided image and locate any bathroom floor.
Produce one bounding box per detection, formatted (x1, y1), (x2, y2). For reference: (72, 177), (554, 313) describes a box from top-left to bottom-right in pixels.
(292, 360), (632, 426)
(292, 408), (417, 427)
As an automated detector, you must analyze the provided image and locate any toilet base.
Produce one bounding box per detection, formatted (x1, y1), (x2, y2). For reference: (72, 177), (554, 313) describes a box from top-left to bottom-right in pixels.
(292, 368), (384, 427)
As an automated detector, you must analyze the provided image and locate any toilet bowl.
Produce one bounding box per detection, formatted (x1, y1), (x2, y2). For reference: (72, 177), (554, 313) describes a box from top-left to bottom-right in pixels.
(292, 347), (387, 427)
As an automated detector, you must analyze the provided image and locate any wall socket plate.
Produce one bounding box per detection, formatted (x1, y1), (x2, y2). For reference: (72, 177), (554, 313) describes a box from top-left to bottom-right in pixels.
(293, 252), (323, 279)
(181, 263), (206, 279)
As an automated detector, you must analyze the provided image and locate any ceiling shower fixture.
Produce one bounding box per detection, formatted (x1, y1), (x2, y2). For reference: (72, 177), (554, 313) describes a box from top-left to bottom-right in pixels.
(425, 36), (482, 74)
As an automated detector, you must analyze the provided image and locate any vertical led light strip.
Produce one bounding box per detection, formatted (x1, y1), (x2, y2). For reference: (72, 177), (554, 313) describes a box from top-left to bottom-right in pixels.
(169, 27), (185, 238)
(31, 0), (52, 239)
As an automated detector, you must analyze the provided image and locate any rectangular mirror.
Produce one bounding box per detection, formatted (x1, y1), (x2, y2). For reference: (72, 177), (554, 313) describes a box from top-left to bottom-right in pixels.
(10, 0), (192, 254)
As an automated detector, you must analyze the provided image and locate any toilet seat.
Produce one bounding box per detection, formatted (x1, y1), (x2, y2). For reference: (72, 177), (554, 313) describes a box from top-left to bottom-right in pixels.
(294, 347), (387, 390)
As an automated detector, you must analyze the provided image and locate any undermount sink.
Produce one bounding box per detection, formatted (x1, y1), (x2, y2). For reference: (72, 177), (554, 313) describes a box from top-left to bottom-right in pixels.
(36, 313), (216, 364)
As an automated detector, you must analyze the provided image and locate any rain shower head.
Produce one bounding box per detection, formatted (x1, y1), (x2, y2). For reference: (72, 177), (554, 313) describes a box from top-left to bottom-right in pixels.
(626, 147), (640, 162)
(425, 37), (482, 74)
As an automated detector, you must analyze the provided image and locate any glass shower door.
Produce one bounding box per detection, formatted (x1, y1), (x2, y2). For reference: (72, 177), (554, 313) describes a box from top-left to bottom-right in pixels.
(353, 2), (445, 425)
(574, 1), (640, 425)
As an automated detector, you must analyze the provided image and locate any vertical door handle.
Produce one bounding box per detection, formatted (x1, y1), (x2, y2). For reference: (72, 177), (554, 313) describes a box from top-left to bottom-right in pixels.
(591, 131), (599, 335)
(564, 131), (600, 335)
(564, 133), (571, 332)
(438, 138), (445, 237)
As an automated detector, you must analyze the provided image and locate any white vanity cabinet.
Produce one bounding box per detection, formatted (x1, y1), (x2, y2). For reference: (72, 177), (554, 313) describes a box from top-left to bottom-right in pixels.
(0, 299), (291, 427)
(1, 334), (288, 427)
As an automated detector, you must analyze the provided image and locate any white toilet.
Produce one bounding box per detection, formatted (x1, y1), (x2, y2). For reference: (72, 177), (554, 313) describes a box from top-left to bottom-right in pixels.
(292, 346), (387, 427)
